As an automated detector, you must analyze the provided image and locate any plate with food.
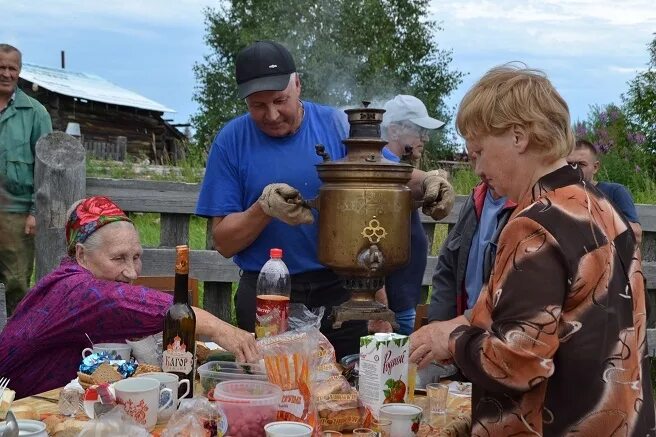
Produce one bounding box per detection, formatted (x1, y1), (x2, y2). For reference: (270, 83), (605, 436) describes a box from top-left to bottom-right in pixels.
(447, 381), (472, 397)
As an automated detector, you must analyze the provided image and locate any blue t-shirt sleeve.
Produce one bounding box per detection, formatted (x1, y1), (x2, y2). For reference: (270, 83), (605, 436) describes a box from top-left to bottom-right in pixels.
(195, 130), (244, 217)
(610, 184), (640, 223)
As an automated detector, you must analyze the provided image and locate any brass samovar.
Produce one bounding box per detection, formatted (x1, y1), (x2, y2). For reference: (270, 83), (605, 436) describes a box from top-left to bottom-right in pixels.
(309, 102), (414, 328)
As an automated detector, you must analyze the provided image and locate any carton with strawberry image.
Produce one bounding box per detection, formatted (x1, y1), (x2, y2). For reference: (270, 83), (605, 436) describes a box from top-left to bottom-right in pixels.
(358, 333), (409, 420)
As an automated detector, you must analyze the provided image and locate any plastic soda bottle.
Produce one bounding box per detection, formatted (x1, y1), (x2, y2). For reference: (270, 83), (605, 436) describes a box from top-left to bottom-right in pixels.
(255, 248), (291, 338)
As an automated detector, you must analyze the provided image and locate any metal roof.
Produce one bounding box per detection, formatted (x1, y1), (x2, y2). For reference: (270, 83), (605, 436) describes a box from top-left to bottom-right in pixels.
(20, 63), (175, 113)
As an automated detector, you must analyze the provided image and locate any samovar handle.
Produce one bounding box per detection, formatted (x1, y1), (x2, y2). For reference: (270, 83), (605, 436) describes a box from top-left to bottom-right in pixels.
(315, 144), (331, 162)
(294, 197), (320, 211)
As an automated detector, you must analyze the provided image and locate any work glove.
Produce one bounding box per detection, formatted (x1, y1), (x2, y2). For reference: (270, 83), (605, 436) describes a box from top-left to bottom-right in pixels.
(258, 183), (314, 225)
(422, 169), (455, 220)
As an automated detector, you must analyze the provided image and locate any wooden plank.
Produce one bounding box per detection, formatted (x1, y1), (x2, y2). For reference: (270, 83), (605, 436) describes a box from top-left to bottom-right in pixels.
(141, 248), (240, 282)
(203, 281), (233, 322)
(86, 178), (200, 213)
(159, 213), (189, 247)
(647, 328), (656, 357)
(637, 204), (656, 234)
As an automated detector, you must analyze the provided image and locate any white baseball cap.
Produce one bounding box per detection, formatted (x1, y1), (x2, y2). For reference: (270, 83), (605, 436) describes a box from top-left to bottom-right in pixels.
(382, 95), (445, 129)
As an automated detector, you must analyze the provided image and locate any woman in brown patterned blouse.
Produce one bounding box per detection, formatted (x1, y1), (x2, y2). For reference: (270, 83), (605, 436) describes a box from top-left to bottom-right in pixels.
(410, 64), (655, 436)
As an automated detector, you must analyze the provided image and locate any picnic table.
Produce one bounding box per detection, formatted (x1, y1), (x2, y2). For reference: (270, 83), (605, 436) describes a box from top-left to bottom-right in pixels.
(12, 384), (471, 436)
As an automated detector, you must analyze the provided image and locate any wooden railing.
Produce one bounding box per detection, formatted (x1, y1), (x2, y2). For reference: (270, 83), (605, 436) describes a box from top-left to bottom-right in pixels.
(33, 134), (656, 325)
(82, 178), (656, 322)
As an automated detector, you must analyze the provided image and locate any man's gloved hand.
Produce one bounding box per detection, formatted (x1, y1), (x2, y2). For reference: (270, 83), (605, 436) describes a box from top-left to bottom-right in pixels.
(258, 183), (314, 225)
(422, 169), (455, 220)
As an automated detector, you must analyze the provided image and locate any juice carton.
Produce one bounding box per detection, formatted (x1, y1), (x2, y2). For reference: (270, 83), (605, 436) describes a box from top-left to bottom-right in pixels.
(358, 333), (409, 419)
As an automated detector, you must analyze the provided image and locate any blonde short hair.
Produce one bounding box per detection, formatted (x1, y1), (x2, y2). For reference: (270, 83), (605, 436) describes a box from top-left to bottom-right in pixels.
(456, 64), (574, 161)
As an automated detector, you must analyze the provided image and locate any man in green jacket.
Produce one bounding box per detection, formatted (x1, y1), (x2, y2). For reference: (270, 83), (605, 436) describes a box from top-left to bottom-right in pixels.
(0, 44), (52, 314)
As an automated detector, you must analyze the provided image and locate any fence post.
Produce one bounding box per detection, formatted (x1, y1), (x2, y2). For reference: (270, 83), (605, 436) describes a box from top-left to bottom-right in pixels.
(116, 136), (127, 161)
(160, 214), (189, 247)
(202, 218), (233, 322)
(34, 132), (86, 280)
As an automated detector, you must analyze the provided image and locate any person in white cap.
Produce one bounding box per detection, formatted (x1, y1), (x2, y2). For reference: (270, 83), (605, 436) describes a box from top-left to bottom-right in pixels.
(382, 94), (445, 164)
(368, 95), (450, 335)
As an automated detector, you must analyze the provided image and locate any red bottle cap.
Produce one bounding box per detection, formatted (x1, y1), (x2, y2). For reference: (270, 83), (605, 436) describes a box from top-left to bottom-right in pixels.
(270, 248), (283, 259)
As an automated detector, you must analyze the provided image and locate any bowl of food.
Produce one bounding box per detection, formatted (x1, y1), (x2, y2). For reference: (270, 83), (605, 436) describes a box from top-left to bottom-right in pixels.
(197, 361), (267, 399)
(213, 380), (283, 437)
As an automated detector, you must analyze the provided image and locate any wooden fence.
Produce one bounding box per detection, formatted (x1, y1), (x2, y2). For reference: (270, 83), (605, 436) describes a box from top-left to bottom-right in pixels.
(33, 134), (656, 325)
(83, 136), (127, 161)
(84, 179), (656, 322)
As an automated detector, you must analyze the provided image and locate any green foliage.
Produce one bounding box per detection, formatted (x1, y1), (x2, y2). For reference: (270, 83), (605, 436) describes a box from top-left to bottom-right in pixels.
(623, 33), (656, 156)
(574, 103), (656, 203)
(192, 0), (464, 155)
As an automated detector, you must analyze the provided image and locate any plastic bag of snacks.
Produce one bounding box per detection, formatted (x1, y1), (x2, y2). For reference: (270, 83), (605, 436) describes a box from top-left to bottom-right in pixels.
(161, 397), (228, 437)
(308, 330), (365, 432)
(313, 374), (364, 433)
(258, 328), (320, 434)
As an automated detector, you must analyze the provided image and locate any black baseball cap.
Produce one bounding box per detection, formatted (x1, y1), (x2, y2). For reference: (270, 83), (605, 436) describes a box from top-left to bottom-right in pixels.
(235, 41), (297, 99)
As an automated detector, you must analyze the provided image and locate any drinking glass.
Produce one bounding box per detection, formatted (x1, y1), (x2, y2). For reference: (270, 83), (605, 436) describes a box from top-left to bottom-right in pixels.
(371, 417), (392, 437)
(426, 382), (449, 415)
(352, 428), (375, 436)
(407, 362), (417, 402)
(58, 388), (80, 416)
(322, 432), (343, 437)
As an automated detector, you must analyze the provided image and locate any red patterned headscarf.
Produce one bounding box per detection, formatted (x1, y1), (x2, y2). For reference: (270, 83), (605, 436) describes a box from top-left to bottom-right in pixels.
(66, 196), (132, 255)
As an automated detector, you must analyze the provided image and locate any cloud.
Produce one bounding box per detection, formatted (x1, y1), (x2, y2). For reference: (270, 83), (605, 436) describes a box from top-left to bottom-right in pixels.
(2, 0), (215, 34)
(431, 0), (656, 57)
(608, 65), (649, 74)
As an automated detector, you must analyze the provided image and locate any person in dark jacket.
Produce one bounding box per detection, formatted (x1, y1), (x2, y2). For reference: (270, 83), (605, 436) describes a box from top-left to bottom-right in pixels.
(428, 182), (515, 322)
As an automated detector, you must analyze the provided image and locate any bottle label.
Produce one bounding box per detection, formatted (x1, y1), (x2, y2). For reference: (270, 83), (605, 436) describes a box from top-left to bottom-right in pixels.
(162, 335), (193, 373)
(255, 295), (290, 338)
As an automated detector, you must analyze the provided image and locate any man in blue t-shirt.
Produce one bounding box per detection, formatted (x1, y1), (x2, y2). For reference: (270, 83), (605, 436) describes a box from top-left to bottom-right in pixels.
(195, 41), (456, 359)
(369, 95), (444, 335)
(567, 139), (642, 244)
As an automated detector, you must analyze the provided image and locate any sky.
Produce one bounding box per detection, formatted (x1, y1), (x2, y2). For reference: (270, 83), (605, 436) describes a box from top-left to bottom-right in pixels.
(2, 0), (655, 135)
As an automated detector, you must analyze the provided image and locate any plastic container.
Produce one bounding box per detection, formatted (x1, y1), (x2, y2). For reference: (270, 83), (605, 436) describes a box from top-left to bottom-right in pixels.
(256, 248), (291, 338)
(198, 361), (267, 399)
(213, 380), (283, 437)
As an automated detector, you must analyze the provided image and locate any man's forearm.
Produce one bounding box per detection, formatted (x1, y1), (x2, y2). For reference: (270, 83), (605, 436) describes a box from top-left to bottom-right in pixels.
(212, 203), (271, 258)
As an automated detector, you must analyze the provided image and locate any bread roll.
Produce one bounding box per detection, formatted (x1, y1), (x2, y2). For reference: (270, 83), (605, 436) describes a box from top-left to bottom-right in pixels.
(53, 419), (86, 437)
(0, 388), (15, 419)
(11, 404), (38, 420)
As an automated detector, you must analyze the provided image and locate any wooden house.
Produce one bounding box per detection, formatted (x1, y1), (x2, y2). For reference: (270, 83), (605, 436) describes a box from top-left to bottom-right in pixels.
(18, 63), (186, 162)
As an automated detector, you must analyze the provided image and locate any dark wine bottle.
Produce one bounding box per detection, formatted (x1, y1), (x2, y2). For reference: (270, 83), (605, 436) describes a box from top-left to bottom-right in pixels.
(162, 245), (196, 398)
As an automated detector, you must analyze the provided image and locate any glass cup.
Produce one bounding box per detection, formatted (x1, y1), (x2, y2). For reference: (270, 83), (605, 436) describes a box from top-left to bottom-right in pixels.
(322, 432), (343, 437)
(426, 382), (449, 415)
(58, 388), (80, 416)
(407, 362), (417, 402)
(371, 417), (392, 437)
(352, 429), (375, 436)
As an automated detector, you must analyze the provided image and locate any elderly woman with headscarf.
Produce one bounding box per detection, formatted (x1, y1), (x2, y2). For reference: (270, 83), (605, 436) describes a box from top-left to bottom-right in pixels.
(0, 196), (258, 399)
(409, 65), (655, 435)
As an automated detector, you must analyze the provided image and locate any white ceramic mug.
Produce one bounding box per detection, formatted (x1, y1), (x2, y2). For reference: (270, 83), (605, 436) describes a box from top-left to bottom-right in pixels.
(113, 377), (173, 431)
(81, 342), (132, 360)
(379, 403), (423, 436)
(264, 421), (313, 437)
(136, 372), (190, 422)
